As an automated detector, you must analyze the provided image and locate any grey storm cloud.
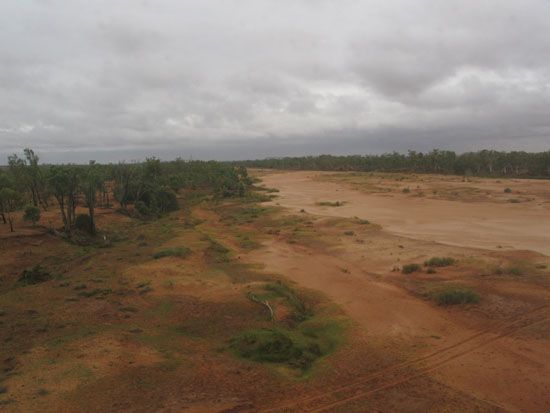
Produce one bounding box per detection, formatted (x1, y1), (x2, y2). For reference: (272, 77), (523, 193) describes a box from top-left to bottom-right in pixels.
(1, 0), (549, 163)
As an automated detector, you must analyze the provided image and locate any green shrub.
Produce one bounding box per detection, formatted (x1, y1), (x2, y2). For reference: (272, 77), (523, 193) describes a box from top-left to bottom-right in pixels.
(343, 230), (355, 236)
(425, 257), (456, 267)
(434, 288), (479, 306)
(23, 205), (41, 226)
(426, 267), (437, 274)
(402, 263), (422, 274)
(230, 328), (323, 370)
(75, 213), (93, 233)
(504, 187), (512, 193)
(153, 247), (191, 259)
(402, 187), (411, 194)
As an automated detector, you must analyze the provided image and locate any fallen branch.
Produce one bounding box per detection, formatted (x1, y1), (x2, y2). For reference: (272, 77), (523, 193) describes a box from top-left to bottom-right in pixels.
(247, 292), (274, 321)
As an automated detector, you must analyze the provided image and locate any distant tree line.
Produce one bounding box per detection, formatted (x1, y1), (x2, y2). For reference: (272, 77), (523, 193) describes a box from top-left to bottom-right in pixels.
(0, 149), (251, 235)
(235, 150), (550, 178)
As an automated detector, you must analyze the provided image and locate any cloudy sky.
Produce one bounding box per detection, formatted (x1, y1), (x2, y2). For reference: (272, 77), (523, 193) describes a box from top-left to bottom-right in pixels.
(1, 0), (549, 162)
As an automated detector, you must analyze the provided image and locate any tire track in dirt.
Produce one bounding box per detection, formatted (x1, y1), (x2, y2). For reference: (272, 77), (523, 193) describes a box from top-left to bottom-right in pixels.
(263, 305), (548, 412)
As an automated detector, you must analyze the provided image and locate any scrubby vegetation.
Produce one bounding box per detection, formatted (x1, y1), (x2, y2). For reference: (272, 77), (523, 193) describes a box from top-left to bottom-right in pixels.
(402, 263), (422, 274)
(23, 205), (41, 227)
(425, 257), (456, 267)
(433, 288), (480, 306)
(230, 323), (341, 371)
(316, 201), (343, 207)
(152, 247), (191, 260)
(18, 265), (51, 285)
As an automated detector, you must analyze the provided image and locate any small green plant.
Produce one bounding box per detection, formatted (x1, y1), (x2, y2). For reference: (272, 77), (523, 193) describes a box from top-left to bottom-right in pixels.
(23, 205), (41, 227)
(402, 187), (411, 194)
(434, 288), (480, 306)
(343, 230), (355, 236)
(504, 187), (512, 193)
(426, 267), (437, 274)
(153, 247), (191, 259)
(402, 263), (422, 274)
(424, 257), (456, 267)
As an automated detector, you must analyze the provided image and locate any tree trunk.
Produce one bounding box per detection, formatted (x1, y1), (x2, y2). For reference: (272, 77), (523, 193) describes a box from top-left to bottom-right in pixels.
(89, 202), (96, 235)
(1, 212), (5, 224)
(8, 214), (14, 232)
(86, 183), (97, 235)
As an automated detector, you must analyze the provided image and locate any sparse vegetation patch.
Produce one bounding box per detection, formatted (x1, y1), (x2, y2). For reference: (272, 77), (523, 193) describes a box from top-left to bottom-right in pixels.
(316, 201), (343, 207)
(433, 288), (480, 306)
(18, 265), (51, 285)
(152, 246), (191, 260)
(425, 257), (456, 267)
(402, 263), (422, 274)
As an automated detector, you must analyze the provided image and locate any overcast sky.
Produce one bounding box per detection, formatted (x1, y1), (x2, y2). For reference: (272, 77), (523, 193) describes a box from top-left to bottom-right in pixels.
(1, 0), (549, 163)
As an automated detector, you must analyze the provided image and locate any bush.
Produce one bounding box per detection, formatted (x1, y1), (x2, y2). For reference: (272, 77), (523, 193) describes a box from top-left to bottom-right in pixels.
(75, 213), (93, 233)
(230, 328), (320, 370)
(156, 186), (179, 213)
(425, 257), (456, 267)
(434, 288), (480, 306)
(402, 263), (422, 274)
(504, 187), (512, 193)
(23, 205), (41, 226)
(426, 267), (437, 274)
(153, 247), (191, 259)
(134, 200), (150, 216)
(317, 201), (342, 207)
(402, 187), (411, 194)
(19, 265), (51, 285)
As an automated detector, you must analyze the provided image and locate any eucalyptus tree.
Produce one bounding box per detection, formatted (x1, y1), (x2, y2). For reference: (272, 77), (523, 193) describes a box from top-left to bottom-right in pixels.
(0, 187), (22, 232)
(48, 165), (79, 235)
(7, 148), (48, 209)
(81, 161), (103, 235)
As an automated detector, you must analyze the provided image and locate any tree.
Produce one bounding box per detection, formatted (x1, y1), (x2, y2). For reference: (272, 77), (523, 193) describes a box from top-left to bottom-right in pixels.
(8, 148), (48, 209)
(48, 165), (79, 235)
(23, 205), (41, 227)
(82, 161), (103, 235)
(0, 170), (15, 224)
(0, 188), (22, 232)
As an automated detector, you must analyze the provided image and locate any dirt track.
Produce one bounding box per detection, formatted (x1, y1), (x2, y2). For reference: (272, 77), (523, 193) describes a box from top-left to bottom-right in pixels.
(250, 170), (550, 412)
(259, 171), (550, 255)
